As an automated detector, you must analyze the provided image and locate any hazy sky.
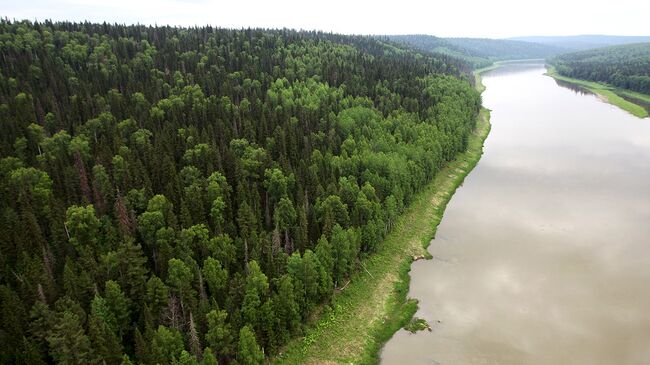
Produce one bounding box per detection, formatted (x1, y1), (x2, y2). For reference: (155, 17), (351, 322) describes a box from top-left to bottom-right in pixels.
(3, 0), (649, 38)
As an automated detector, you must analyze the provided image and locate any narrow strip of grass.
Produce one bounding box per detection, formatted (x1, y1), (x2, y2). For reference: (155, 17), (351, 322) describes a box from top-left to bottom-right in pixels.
(273, 86), (492, 364)
(474, 64), (499, 93)
(545, 66), (649, 118)
(617, 89), (650, 106)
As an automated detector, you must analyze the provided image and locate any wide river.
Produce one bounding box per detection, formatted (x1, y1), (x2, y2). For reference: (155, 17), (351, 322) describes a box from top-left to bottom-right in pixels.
(381, 62), (650, 364)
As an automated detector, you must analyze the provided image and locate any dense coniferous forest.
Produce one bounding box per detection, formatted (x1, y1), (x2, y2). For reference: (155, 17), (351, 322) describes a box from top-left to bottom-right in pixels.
(386, 35), (563, 68)
(551, 43), (650, 94)
(0, 20), (481, 364)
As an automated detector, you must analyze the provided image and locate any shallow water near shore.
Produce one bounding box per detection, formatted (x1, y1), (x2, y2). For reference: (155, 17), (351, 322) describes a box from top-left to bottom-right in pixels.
(381, 62), (650, 364)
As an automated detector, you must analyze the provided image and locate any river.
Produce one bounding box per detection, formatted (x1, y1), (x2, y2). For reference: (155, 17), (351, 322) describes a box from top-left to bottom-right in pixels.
(380, 62), (650, 364)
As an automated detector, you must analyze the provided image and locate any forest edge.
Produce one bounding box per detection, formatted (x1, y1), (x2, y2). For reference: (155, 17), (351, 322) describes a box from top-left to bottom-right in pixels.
(545, 66), (650, 118)
(273, 70), (492, 364)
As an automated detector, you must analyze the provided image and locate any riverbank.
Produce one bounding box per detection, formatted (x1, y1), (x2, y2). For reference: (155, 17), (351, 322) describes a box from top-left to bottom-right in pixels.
(474, 64), (499, 93)
(273, 77), (492, 364)
(474, 60), (543, 93)
(545, 66), (650, 118)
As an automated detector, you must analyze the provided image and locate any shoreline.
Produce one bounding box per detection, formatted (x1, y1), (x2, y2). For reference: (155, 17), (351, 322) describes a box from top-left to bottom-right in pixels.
(473, 59), (541, 93)
(273, 71), (492, 364)
(545, 66), (650, 118)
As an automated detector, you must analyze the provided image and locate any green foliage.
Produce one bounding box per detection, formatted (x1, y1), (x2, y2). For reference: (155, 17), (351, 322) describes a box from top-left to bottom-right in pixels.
(202, 257), (228, 295)
(145, 275), (169, 313)
(9, 167), (52, 211)
(388, 35), (564, 68)
(316, 196), (349, 237)
(167, 258), (195, 305)
(237, 325), (264, 365)
(273, 275), (300, 339)
(205, 309), (232, 358)
(330, 225), (352, 285)
(264, 168), (291, 203)
(287, 250), (323, 313)
(276, 109), (491, 364)
(545, 66), (649, 118)
(403, 317), (431, 333)
(550, 42), (650, 94)
(0, 20), (481, 364)
(201, 348), (219, 365)
(172, 350), (200, 365)
(242, 261), (269, 332)
(88, 305), (123, 364)
(46, 311), (96, 365)
(65, 204), (101, 252)
(92, 164), (114, 214)
(103, 281), (131, 338)
(151, 325), (185, 364)
(90, 295), (117, 334)
(120, 355), (134, 365)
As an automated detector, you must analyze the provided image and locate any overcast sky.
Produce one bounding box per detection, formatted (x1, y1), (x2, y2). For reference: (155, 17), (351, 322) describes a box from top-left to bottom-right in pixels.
(2, 0), (649, 38)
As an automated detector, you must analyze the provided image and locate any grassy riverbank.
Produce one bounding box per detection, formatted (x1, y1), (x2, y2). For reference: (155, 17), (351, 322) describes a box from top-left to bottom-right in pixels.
(545, 66), (650, 118)
(474, 64), (499, 93)
(273, 80), (492, 364)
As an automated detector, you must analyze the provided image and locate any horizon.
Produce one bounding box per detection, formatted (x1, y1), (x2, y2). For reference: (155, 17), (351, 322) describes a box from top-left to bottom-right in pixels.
(2, 17), (650, 40)
(3, 0), (649, 39)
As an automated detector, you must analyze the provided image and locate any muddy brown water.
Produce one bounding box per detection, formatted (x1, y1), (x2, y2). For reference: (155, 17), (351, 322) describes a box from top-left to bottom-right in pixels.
(380, 62), (650, 365)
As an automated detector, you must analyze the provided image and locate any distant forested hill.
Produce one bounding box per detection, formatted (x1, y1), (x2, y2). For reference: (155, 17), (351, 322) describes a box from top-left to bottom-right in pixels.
(386, 35), (563, 68)
(550, 42), (650, 93)
(386, 35), (490, 68)
(0, 20), (481, 365)
(444, 37), (564, 61)
(510, 35), (650, 51)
